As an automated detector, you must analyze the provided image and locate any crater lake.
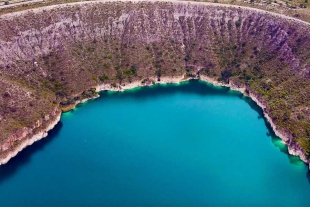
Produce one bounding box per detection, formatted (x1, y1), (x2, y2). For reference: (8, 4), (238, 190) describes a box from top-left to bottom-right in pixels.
(0, 80), (310, 206)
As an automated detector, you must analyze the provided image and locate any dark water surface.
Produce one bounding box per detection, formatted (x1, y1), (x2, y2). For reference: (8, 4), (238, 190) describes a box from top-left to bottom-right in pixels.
(0, 80), (310, 206)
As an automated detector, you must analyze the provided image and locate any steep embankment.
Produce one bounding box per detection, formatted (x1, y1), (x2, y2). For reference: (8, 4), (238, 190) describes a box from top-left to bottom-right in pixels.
(0, 0), (310, 166)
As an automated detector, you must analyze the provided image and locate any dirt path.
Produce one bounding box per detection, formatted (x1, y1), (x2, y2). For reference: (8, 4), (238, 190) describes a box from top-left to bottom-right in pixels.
(1, 0), (310, 26)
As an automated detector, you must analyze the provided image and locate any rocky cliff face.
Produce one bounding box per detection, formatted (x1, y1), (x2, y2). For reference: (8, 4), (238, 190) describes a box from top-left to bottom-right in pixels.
(0, 0), (310, 165)
(0, 107), (61, 164)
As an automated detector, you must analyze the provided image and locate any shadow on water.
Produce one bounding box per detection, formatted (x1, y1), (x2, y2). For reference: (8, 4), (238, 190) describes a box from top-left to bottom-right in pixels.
(63, 80), (310, 176)
(307, 170), (310, 184)
(242, 96), (282, 143)
(1, 80), (308, 185)
(98, 79), (238, 101)
(240, 92), (305, 163)
(96, 80), (308, 169)
(0, 121), (63, 185)
(105, 79), (286, 156)
(237, 88), (309, 173)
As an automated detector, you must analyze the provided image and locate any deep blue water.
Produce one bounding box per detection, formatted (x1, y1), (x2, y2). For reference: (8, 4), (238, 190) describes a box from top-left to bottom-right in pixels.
(0, 80), (310, 206)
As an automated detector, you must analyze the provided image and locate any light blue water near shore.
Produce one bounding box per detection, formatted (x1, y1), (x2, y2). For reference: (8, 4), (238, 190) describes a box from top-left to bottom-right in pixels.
(0, 80), (310, 206)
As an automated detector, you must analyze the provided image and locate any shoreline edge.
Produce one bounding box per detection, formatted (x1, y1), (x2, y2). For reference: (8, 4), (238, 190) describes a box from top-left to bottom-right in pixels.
(0, 74), (308, 169)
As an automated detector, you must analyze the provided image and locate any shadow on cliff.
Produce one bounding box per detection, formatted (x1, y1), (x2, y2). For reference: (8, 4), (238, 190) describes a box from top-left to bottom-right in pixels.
(0, 121), (63, 185)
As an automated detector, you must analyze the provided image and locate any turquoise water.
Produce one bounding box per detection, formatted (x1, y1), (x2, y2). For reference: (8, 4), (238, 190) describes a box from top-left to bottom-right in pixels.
(0, 80), (310, 206)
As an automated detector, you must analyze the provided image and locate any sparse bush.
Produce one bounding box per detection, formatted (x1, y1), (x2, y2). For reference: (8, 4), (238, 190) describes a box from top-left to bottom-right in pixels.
(235, 20), (242, 27)
(99, 75), (109, 82)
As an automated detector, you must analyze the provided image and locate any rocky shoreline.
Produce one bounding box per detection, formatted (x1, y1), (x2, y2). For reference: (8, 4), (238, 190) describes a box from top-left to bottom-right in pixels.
(0, 74), (309, 169)
(0, 110), (62, 165)
(199, 75), (309, 166)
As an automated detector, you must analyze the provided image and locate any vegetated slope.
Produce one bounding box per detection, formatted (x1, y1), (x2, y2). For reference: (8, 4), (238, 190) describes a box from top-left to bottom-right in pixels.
(0, 0), (310, 162)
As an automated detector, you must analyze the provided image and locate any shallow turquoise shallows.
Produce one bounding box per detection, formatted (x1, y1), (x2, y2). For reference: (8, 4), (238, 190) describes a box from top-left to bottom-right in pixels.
(1, 80), (310, 206)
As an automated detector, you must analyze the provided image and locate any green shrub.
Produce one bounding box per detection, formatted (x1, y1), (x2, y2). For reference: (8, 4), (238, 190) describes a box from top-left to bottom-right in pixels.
(235, 20), (242, 27)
